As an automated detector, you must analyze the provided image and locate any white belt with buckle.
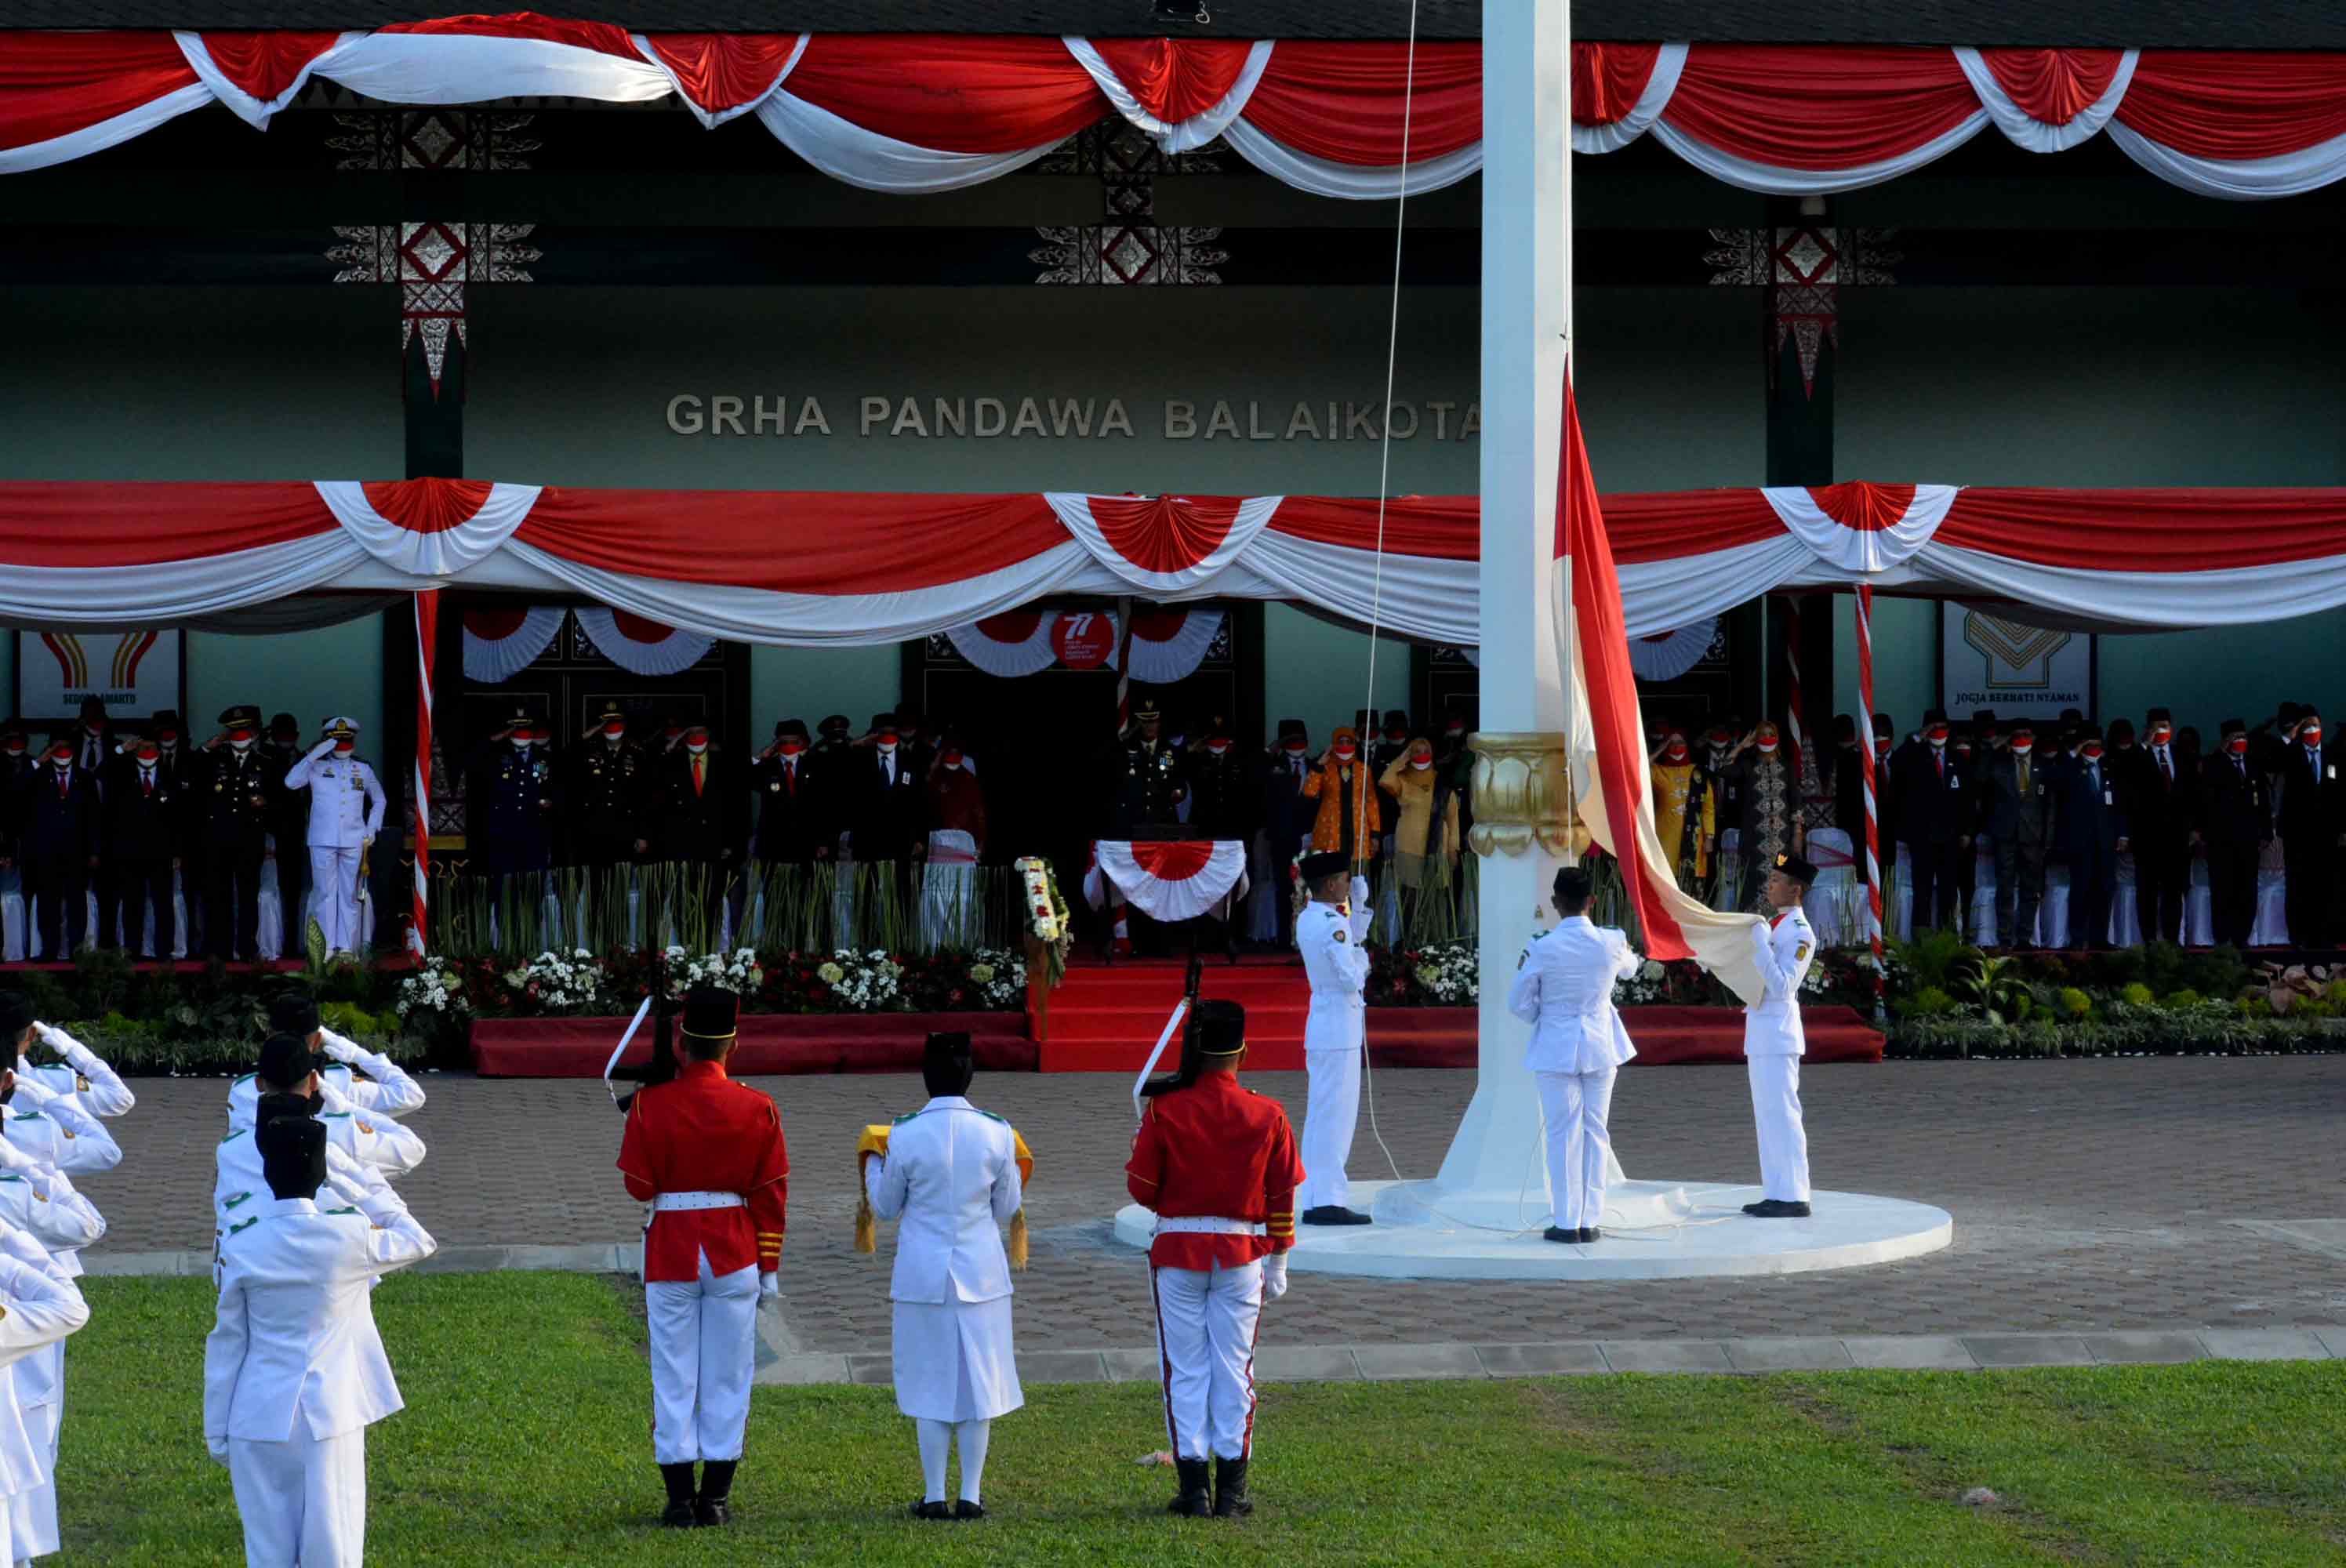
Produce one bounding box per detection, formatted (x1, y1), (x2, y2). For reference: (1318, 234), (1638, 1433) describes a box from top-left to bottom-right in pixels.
(1153, 1215), (1266, 1237)
(652, 1191), (745, 1213)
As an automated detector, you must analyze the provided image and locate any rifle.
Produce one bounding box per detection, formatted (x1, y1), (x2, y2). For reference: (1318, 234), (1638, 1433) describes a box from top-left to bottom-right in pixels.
(1134, 931), (1208, 1114)
(607, 942), (680, 1112)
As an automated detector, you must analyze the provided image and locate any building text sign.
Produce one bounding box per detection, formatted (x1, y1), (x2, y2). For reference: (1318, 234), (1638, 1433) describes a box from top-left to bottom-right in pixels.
(666, 394), (1480, 442)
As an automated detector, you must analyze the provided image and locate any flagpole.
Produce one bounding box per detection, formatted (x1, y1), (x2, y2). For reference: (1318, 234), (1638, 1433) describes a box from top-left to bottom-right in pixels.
(1856, 583), (1887, 1018)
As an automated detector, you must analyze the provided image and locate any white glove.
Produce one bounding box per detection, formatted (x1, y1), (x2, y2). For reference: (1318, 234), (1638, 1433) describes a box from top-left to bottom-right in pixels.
(355, 1187), (409, 1229)
(7, 1075), (57, 1109)
(318, 1030), (359, 1065)
(33, 1022), (89, 1069)
(1261, 1252), (1289, 1301)
(758, 1272), (780, 1301)
(0, 1226), (52, 1272)
(321, 1145), (379, 1208)
(208, 1437), (232, 1468)
(0, 1135), (38, 1175)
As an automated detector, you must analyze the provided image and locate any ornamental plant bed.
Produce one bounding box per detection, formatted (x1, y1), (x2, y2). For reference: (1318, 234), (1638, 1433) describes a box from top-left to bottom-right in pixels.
(470, 1012), (1036, 1078)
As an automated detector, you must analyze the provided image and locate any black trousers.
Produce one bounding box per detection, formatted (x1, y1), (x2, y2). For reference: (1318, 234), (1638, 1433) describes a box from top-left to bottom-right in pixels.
(272, 836), (307, 949)
(1994, 836), (2046, 948)
(2134, 835), (2190, 946)
(204, 846), (263, 960)
(1901, 839), (1959, 933)
(24, 853), (86, 958)
(2281, 838), (2336, 949)
(115, 854), (175, 957)
(2206, 838), (2259, 949)
(92, 855), (126, 949)
(2067, 848), (2117, 949)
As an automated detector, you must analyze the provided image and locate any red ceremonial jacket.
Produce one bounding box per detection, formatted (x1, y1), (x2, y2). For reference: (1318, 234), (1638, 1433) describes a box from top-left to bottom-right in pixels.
(1124, 1072), (1303, 1270)
(617, 1059), (790, 1282)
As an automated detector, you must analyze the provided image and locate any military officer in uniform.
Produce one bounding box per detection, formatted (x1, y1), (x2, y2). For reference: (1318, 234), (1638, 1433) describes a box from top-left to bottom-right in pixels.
(198, 706), (277, 960)
(1506, 867), (1640, 1244)
(205, 1098), (436, 1568)
(2199, 718), (2270, 949)
(862, 1031), (1025, 1521)
(1293, 851), (1371, 1226)
(617, 988), (790, 1529)
(1108, 702), (1187, 837)
(469, 705), (562, 898)
(1183, 720), (1255, 843)
(1126, 1000), (1302, 1519)
(1743, 854), (1818, 1218)
(568, 701), (651, 870)
(281, 717), (387, 957)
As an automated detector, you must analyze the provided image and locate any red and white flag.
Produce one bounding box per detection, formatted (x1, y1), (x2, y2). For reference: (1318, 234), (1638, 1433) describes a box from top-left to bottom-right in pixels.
(1554, 368), (1767, 1005)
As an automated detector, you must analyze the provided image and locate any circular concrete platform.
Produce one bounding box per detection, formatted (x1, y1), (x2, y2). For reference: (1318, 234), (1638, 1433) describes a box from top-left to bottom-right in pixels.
(1113, 1178), (1952, 1282)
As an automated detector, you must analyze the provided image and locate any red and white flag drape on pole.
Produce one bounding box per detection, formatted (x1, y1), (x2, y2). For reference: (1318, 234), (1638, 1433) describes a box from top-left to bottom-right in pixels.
(1084, 838), (1251, 921)
(411, 588), (438, 956)
(1554, 369), (1765, 1006)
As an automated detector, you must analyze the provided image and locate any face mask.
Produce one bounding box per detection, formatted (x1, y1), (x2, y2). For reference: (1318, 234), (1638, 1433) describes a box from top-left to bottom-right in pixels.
(333, 742), (355, 757)
(2149, 727), (2172, 745)
(1385, 729), (1405, 742)
(604, 722), (626, 739)
(513, 735), (532, 750)
(229, 727), (255, 746)
(1757, 740), (1779, 754)
(2, 742), (22, 757)
(1664, 741), (1689, 762)
(686, 741), (710, 757)
(1410, 757), (1433, 771)
(83, 722), (102, 735)
(2304, 726), (2324, 746)
(1333, 745), (1357, 762)
(2226, 737), (2249, 756)
(1446, 725), (1465, 738)
(49, 749), (71, 766)
(1705, 735), (1730, 752)
(1876, 742), (1893, 759)
(2081, 745), (2104, 761)
(778, 741), (804, 757)
(2012, 739), (2035, 756)
(1284, 741), (1306, 755)
(158, 730), (178, 746)
(942, 749), (964, 768)
(1207, 742), (1230, 756)
(136, 746), (159, 764)
(876, 741), (897, 756)
(662, 726), (682, 742)
(1927, 728), (1948, 747)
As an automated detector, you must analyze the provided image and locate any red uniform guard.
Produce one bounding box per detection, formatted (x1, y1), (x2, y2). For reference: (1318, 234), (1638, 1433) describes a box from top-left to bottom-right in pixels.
(1124, 999), (1302, 1519)
(616, 987), (788, 1528)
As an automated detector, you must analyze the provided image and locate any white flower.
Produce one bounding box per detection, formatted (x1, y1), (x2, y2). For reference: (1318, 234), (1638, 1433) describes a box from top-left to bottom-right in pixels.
(1640, 960), (1665, 982)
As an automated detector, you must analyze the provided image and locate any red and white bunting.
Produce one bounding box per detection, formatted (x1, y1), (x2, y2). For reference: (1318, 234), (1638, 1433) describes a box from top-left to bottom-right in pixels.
(1084, 838), (1251, 921)
(575, 606), (714, 676)
(948, 606), (1223, 681)
(459, 604), (564, 684)
(1624, 617), (1716, 683)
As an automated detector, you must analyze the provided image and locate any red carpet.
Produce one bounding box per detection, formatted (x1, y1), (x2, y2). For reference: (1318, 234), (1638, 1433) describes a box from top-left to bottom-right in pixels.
(471, 1013), (1034, 1077)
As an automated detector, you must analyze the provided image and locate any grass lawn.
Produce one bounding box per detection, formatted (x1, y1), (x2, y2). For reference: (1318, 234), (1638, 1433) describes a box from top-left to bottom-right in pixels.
(67, 1272), (2346, 1566)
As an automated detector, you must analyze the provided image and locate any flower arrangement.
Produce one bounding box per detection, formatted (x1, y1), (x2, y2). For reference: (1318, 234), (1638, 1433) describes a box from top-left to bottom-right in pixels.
(1376, 938), (1479, 1005)
(1612, 959), (1669, 1007)
(395, 954), (471, 1023)
(965, 946), (1028, 1009)
(664, 946), (765, 996)
(1013, 857), (1073, 986)
(824, 948), (903, 1010)
(495, 949), (608, 1015)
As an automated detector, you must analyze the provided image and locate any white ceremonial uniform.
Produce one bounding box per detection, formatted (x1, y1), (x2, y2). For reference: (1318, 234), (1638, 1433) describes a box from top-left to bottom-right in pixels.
(16, 1023), (136, 1119)
(0, 1149), (105, 1564)
(225, 1081), (427, 1181)
(0, 1243), (89, 1568)
(205, 1188), (435, 1568)
(279, 742), (386, 956)
(215, 1126), (390, 1279)
(864, 1098), (1024, 1424)
(226, 1034), (427, 1127)
(1505, 916), (1640, 1232)
(1742, 907), (1818, 1203)
(1293, 877), (1371, 1213)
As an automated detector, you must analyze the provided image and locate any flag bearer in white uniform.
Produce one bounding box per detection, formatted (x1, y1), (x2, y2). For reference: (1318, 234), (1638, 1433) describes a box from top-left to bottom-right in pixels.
(224, 1008), (427, 1184)
(1292, 851), (1371, 1226)
(205, 1104), (436, 1568)
(1126, 1000), (1304, 1520)
(861, 1032), (1026, 1521)
(0, 1227), (88, 1568)
(12, 1017), (135, 1121)
(278, 718), (385, 957)
(224, 989), (427, 1131)
(1506, 867), (1640, 1245)
(0, 1118), (104, 1565)
(1744, 853), (1819, 1218)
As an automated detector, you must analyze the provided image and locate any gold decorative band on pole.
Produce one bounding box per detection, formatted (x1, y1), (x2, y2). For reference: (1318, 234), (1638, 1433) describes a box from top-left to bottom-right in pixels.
(1464, 731), (1586, 858)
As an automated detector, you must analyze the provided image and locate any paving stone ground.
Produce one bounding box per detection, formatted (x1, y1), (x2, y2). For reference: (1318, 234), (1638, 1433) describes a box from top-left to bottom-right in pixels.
(99, 1056), (2346, 1359)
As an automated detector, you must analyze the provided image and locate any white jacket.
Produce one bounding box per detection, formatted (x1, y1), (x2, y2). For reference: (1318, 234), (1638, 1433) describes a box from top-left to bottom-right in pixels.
(1506, 916), (1641, 1076)
(1743, 908), (1817, 1058)
(0, 1240), (89, 1498)
(280, 744), (386, 849)
(225, 1080), (427, 1180)
(204, 1191), (436, 1446)
(216, 1123), (390, 1237)
(16, 1022), (136, 1118)
(864, 1098), (1022, 1306)
(226, 1035), (427, 1127)
(1296, 879), (1371, 1054)
(2, 1093), (122, 1181)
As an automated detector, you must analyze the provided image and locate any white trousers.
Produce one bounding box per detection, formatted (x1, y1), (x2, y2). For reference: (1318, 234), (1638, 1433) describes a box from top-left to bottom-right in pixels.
(1149, 1261), (1262, 1463)
(5, 1396), (58, 1561)
(645, 1253), (760, 1464)
(307, 846), (363, 954)
(227, 1427), (367, 1568)
(1535, 1067), (1617, 1231)
(1295, 1047), (1361, 1212)
(1746, 1054), (1811, 1203)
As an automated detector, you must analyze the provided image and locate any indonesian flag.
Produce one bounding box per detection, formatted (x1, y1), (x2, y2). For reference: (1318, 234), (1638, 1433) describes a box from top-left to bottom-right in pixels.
(1555, 366), (1767, 1005)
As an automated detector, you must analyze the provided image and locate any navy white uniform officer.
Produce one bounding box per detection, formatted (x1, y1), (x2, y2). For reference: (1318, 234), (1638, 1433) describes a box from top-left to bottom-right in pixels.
(1743, 853), (1819, 1218)
(1505, 866), (1640, 1244)
(278, 717), (385, 956)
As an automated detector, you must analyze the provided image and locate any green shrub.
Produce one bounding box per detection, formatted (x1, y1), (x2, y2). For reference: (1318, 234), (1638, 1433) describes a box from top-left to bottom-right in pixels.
(1887, 927), (1977, 993)
(2163, 989), (2203, 1009)
(2055, 986), (2094, 1021)
(2239, 994), (2273, 1019)
(1895, 985), (1962, 1019)
(2119, 982), (2156, 1007)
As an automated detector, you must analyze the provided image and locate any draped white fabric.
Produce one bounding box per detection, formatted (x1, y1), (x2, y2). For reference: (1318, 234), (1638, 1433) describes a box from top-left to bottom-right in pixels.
(1648, 109), (1991, 196)
(0, 80), (213, 174)
(1760, 485), (1955, 574)
(459, 604), (565, 684)
(306, 31), (671, 106)
(314, 481), (541, 577)
(576, 607), (716, 675)
(1086, 840), (1250, 921)
(1625, 618), (1717, 682)
(1218, 118), (1484, 199)
(1118, 609), (1224, 683)
(754, 89), (1060, 194)
(1953, 46), (2138, 153)
(2104, 121), (2346, 201)
(946, 615), (1060, 677)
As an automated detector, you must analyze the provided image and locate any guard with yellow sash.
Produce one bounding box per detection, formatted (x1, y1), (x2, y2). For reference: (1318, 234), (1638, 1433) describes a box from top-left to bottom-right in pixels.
(855, 1032), (1030, 1521)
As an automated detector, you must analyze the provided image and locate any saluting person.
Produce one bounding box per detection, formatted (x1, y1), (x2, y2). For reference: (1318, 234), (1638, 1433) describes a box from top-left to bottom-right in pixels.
(1743, 854), (1819, 1219)
(279, 718), (386, 957)
(1125, 1000), (1302, 1520)
(1292, 851), (1371, 1227)
(225, 989), (427, 1133)
(2199, 718), (2270, 949)
(616, 988), (789, 1530)
(0, 1224), (89, 1568)
(1506, 867), (1640, 1245)
(862, 1032), (1026, 1521)
(569, 702), (652, 870)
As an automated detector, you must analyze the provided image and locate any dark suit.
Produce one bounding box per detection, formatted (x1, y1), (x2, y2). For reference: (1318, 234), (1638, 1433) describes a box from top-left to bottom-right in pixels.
(1184, 748), (1257, 843)
(750, 750), (830, 865)
(847, 750), (926, 864)
(200, 745), (274, 960)
(1889, 741), (1968, 932)
(467, 742), (562, 879)
(103, 758), (179, 956)
(2199, 748), (2269, 949)
(24, 764), (100, 957)
(1981, 749), (2052, 947)
(567, 739), (652, 869)
(2119, 742), (2196, 945)
(2050, 754), (2127, 949)
(656, 748), (749, 868)
(2272, 742), (2342, 948)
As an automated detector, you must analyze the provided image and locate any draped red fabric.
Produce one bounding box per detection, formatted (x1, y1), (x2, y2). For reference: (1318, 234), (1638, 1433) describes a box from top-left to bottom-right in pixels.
(373, 12), (644, 60)
(640, 32), (801, 114)
(1976, 47), (2126, 125)
(783, 34), (1106, 154)
(463, 606), (528, 639)
(2113, 51), (2346, 159)
(1935, 488), (2346, 572)
(1571, 41), (1663, 126)
(975, 609), (1044, 640)
(1128, 606), (1192, 641)
(516, 488), (1071, 593)
(1130, 838), (1215, 881)
(1600, 491), (1781, 563)
(609, 610), (674, 641)
(1811, 481), (1919, 532)
(1088, 495), (1240, 574)
(1661, 44), (1980, 169)
(0, 31), (199, 150)
(1238, 39), (1481, 163)
(0, 481), (334, 567)
(192, 31), (345, 102)
(1261, 495), (1478, 560)
(361, 477), (496, 533)
(1086, 37), (1255, 123)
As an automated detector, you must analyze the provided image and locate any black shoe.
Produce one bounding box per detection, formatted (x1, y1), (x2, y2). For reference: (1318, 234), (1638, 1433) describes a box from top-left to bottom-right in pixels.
(911, 1500), (955, 1521)
(1746, 1200), (1813, 1219)
(954, 1500), (986, 1521)
(659, 1463), (698, 1527)
(1578, 1228), (1601, 1243)
(1300, 1206), (1373, 1227)
(1543, 1225), (1576, 1243)
(1169, 1458), (1213, 1517)
(695, 1460), (735, 1527)
(1741, 1200), (1769, 1216)
(1213, 1457), (1254, 1519)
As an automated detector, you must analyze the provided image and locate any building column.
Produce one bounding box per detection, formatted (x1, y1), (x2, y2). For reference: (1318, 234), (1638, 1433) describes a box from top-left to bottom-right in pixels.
(1764, 198), (1838, 783)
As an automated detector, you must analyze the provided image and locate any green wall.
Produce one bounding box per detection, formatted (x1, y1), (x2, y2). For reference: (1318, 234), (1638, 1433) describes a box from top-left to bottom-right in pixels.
(748, 644), (899, 738)
(187, 623), (386, 765)
(1262, 607), (1413, 746)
